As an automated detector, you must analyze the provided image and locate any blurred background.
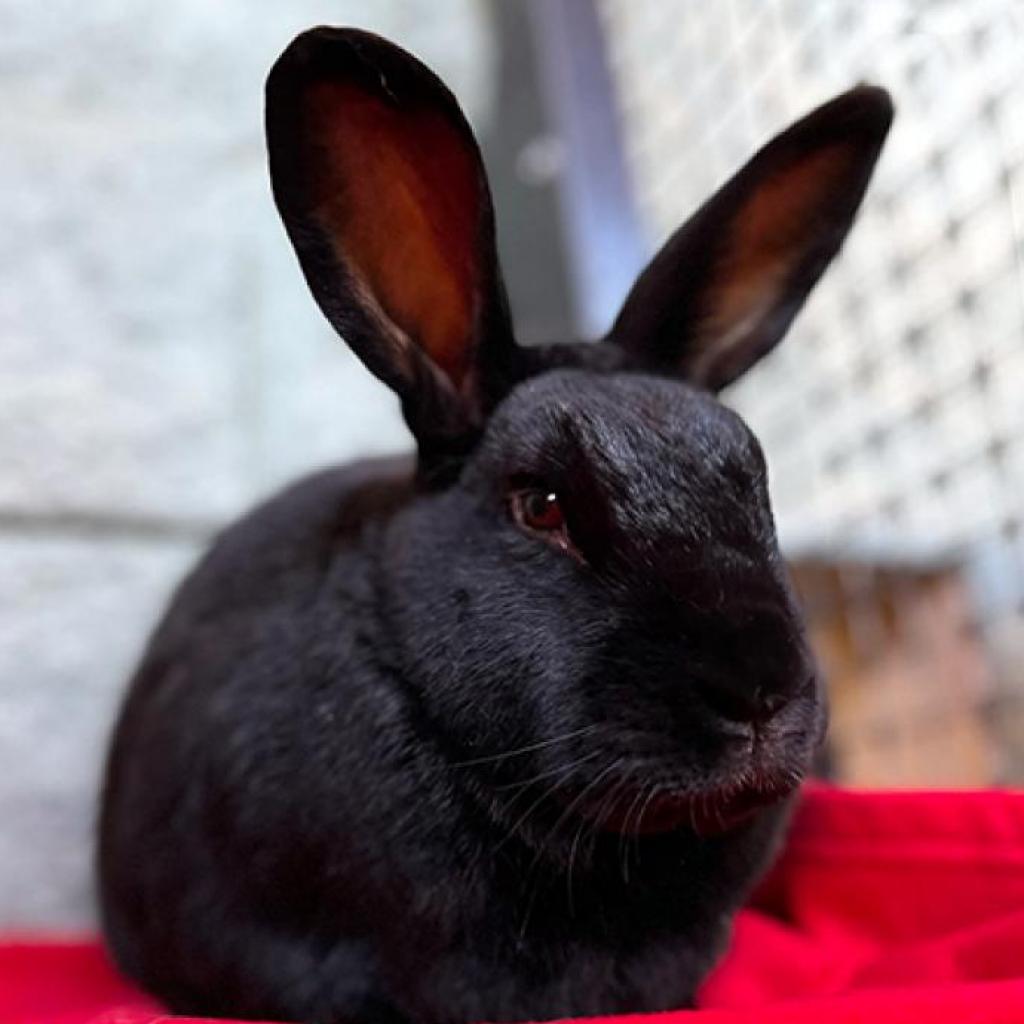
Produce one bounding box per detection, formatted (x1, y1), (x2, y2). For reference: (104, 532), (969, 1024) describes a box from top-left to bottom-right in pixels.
(2, 0), (1023, 926)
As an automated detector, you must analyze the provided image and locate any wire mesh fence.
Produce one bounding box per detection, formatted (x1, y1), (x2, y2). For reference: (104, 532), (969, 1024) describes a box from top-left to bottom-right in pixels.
(598, 0), (1024, 784)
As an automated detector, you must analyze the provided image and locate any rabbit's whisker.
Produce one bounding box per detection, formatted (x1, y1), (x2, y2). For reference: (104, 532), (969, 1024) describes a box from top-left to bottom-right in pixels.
(635, 783), (661, 863)
(494, 760), (592, 855)
(519, 765), (627, 940)
(619, 786), (647, 885)
(492, 750), (601, 792)
(627, 782), (655, 870)
(566, 818), (586, 918)
(526, 761), (621, 877)
(449, 725), (601, 768)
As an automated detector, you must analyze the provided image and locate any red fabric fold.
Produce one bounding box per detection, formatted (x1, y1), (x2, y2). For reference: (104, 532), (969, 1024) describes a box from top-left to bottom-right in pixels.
(4, 787), (1024, 1023)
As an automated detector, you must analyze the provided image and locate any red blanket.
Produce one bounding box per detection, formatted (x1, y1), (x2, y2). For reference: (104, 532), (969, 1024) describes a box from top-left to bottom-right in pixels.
(5, 787), (1024, 1023)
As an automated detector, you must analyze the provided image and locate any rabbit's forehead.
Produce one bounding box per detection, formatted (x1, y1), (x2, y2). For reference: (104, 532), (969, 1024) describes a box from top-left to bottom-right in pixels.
(488, 368), (761, 471)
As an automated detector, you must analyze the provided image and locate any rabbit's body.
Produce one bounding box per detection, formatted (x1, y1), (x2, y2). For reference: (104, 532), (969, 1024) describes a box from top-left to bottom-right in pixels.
(99, 27), (892, 1024)
(100, 398), (787, 1022)
(99, 444), (779, 1017)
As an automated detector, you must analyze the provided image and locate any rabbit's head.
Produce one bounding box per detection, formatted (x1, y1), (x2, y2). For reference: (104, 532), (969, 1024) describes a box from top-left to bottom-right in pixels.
(267, 30), (891, 839)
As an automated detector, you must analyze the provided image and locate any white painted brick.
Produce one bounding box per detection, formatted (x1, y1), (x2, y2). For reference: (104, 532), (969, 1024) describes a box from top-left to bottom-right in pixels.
(0, 536), (199, 926)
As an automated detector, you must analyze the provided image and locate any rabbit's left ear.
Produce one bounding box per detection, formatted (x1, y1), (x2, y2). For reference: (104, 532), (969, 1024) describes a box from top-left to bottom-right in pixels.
(266, 27), (517, 440)
(607, 86), (893, 392)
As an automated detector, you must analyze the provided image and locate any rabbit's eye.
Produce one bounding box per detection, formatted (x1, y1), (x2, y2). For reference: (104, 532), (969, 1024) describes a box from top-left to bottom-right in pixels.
(518, 489), (564, 531)
(509, 484), (583, 561)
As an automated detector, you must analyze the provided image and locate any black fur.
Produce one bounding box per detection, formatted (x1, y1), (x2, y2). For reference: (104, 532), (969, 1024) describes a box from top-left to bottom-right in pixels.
(98, 27), (892, 1024)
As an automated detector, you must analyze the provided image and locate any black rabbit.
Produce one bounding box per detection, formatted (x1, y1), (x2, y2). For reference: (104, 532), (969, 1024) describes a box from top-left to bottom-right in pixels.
(98, 26), (892, 1024)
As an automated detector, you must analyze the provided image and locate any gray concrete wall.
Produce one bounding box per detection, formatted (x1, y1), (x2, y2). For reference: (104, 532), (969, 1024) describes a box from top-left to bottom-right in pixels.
(0, 0), (493, 927)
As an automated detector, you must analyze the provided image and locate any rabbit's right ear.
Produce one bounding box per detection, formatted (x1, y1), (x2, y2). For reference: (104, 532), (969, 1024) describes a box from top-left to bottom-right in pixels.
(266, 28), (519, 443)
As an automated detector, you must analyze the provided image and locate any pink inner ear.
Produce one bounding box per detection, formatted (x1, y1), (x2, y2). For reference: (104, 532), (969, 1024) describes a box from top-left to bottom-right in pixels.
(696, 143), (857, 362)
(302, 81), (482, 389)
(731, 143), (855, 260)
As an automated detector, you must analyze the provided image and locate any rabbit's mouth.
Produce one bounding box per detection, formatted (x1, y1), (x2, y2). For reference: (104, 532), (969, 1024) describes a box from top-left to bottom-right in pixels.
(544, 682), (821, 839)
(584, 778), (794, 838)
(580, 750), (803, 838)
(632, 782), (794, 837)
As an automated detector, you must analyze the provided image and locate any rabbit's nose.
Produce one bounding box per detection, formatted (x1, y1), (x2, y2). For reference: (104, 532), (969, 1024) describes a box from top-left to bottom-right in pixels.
(698, 677), (790, 725)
